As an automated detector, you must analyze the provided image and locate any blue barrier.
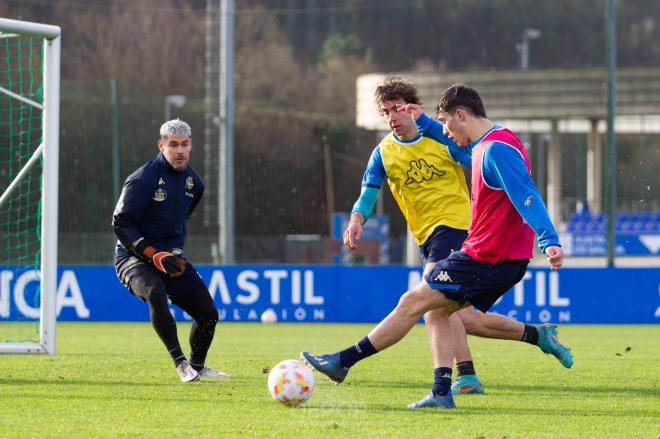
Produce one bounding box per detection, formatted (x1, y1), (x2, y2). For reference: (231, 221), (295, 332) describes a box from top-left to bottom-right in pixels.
(561, 232), (660, 256)
(0, 265), (658, 324)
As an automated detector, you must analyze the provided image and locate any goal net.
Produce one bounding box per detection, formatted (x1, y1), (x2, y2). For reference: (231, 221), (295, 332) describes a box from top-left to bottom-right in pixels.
(0, 18), (60, 354)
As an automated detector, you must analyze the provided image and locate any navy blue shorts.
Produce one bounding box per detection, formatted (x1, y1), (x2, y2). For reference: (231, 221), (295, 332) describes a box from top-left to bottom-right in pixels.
(419, 225), (468, 265)
(115, 255), (207, 303)
(424, 251), (529, 312)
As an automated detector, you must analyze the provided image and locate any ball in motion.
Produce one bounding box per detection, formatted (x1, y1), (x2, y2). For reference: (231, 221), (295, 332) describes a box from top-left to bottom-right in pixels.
(260, 308), (277, 324)
(267, 359), (315, 407)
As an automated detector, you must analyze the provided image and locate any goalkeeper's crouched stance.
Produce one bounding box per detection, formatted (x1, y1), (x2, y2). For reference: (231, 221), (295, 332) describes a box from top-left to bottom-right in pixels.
(112, 119), (228, 383)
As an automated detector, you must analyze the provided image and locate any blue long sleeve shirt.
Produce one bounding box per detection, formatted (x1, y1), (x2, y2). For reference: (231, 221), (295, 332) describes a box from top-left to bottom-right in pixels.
(112, 152), (204, 258)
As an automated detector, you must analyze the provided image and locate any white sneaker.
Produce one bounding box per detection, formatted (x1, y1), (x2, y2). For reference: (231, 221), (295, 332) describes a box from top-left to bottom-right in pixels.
(198, 366), (230, 380)
(176, 360), (200, 383)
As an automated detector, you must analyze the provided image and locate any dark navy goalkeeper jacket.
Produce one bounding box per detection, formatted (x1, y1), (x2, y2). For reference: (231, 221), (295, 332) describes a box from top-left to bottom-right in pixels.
(112, 152), (204, 258)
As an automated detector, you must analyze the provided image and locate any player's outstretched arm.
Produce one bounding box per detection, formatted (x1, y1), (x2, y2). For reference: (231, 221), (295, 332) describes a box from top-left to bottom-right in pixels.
(483, 142), (561, 253)
(407, 111), (472, 167)
(545, 246), (564, 270)
(344, 212), (364, 250)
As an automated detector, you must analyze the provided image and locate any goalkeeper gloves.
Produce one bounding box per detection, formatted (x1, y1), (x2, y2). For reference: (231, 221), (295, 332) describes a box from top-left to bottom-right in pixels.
(135, 241), (186, 277)
(151, 251), (186, 277)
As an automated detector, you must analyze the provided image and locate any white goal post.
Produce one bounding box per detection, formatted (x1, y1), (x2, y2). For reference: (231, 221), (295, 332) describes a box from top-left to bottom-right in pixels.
(0, 18), (60, 354)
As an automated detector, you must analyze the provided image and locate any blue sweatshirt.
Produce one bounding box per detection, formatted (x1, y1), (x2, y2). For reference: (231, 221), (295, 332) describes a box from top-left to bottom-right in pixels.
(112, 152), (204, 258)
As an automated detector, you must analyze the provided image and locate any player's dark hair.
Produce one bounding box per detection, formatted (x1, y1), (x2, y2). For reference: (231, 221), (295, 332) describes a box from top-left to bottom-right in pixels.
(436, 84), (487, 118)
(374, 76), (421, 107)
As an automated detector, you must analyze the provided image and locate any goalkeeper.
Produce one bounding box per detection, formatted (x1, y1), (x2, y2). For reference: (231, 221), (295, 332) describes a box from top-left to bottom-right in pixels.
(304, 77), (571, 397)
(112, 119), (228, 383)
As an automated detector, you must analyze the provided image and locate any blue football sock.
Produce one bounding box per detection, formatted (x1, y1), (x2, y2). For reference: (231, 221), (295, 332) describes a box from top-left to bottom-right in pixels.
(432, 367), (453, 396)
(339, 336), (377, 368)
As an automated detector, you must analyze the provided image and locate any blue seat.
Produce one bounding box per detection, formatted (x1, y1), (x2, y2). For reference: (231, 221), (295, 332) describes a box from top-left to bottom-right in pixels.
(568, 221), (580, 232)
(583, 222), (597, 232)
(568, 212), (582, 223)
(630, 221), (643, 232)
(616, 212), (630, 223)
(642, 222), (656, 233)
(619, 221), (633, 233)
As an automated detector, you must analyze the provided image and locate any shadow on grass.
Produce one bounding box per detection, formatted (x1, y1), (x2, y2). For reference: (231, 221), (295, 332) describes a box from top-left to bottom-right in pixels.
(328, 379), (660, 398)
(305, 402), (659, 418)
(0, 377), (228, 388)
(342, 379), (428, 389)
(491, 383), (660, 397)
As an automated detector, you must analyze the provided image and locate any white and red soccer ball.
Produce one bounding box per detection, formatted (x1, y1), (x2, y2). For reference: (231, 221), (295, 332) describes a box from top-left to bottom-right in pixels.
(267, 359), (315, 407)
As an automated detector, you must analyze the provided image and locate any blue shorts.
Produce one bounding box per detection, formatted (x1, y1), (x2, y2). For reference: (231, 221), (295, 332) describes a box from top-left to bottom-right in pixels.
(419, 225), (468, 265)
(115, 255), (206, 303)
(425, 251), (529, 312)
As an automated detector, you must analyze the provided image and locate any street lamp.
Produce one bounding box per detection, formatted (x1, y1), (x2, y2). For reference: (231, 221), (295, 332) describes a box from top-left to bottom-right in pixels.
(164, 94), (186, 121)
(515, 28), (541, 70)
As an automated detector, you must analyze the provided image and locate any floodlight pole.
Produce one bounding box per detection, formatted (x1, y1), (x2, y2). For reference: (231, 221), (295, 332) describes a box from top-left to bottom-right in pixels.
(219, 0), (235, 263)
(516, 28), (541, 71)
(111, 78), (120, 202)
(605, 0), (617, 267)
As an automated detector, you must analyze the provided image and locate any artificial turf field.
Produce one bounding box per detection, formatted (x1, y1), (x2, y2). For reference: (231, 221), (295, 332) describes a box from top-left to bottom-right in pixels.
(1, 323), (658, 438)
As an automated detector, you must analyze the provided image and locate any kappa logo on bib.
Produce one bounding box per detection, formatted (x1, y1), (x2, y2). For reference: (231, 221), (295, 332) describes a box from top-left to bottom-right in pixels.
(405, 158), (445, 185)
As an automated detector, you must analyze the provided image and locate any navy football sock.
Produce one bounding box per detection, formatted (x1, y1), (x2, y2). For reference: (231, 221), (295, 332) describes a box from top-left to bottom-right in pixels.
(521, 324), (539, 345)
(339, 336), (377, 369)
(456, 360), (476, 377)
(171, 351), (186, 367)
(190, 362), (204, 372)
(432, 367), (453, 396)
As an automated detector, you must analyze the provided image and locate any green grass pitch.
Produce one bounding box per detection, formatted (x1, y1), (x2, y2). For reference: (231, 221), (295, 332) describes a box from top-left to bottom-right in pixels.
(1, 323), (658, 438)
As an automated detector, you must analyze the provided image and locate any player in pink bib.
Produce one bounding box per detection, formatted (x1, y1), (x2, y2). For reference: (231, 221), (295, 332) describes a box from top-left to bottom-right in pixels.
(303, 85), (569, 410)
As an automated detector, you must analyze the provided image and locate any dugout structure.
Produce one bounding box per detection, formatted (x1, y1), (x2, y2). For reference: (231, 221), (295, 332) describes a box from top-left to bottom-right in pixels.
(0, 18), (60, 354)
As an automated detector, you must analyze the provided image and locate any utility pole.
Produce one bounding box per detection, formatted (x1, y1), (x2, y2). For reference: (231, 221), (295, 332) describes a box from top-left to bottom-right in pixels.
(219, 0), (235, 263)
(605, 0), (617, 267)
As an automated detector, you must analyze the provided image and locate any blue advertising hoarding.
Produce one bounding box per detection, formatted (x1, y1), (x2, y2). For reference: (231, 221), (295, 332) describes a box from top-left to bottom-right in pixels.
(0, 265), (658, 324)
(561, 232), (660, 256)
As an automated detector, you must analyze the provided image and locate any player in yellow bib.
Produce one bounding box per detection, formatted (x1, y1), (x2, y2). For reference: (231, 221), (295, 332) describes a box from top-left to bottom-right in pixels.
(303, 77), (571, 395)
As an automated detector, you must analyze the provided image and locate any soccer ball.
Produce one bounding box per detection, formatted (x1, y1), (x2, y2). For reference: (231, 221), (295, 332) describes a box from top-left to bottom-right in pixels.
(260, 308), (277, 324)
(267, 359), (315, 407)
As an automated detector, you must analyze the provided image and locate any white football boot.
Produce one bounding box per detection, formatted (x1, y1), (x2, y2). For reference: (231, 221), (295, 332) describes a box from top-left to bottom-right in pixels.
(176, 360), (200, 383)
(197, 366), (230, 380)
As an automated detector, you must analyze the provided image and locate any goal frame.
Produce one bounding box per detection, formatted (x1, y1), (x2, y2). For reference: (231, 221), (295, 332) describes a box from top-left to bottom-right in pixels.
(0, 18), (60, 354)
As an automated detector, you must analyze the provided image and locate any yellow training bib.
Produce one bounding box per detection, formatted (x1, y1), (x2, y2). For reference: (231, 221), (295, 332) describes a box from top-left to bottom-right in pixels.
(380, 133), (471, 245)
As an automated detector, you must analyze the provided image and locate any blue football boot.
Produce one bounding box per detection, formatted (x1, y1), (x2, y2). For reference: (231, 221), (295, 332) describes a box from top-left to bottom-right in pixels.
(407, 392), (455, 409)
(300, 351), (349, 384)
(451, 374), (485, 395)
(536, 323), (573, 368)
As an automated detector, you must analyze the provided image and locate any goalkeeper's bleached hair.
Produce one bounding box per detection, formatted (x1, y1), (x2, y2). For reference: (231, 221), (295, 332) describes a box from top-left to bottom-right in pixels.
(160, 119), (191, 138)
